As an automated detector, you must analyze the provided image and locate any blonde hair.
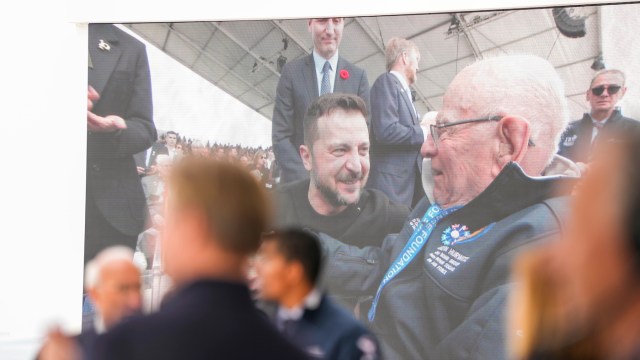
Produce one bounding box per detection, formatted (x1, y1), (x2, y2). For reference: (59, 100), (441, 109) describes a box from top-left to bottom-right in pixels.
(385, 37), (418, 72)
(168, 157), (272, 254)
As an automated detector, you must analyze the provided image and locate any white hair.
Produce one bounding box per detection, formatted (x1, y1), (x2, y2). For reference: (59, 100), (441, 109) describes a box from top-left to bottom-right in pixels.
(385, 37), (419, 72)
(446, 54), (569, 172)
(84, 246), (136, 290)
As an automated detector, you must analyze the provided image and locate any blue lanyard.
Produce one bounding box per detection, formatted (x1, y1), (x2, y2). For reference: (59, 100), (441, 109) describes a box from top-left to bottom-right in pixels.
(368, 203), (459, 322)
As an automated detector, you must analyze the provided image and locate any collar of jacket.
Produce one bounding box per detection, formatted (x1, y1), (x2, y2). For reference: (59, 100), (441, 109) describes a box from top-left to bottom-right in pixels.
(583, 108), (622, 125)
(91, 23), (121, 44)
(161, 279), (253, 311)
(440, 162), (577, 232)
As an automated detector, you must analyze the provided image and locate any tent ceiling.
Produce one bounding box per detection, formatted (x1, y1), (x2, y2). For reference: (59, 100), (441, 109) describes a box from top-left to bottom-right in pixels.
(125, 6), (601, 122)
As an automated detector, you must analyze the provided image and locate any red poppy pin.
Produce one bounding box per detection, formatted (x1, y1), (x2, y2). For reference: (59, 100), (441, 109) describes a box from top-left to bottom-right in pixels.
(339, 69), (350, 80)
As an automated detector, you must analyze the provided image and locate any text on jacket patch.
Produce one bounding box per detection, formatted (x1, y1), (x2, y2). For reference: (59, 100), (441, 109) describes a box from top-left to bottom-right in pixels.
(426, 246), (469, 275)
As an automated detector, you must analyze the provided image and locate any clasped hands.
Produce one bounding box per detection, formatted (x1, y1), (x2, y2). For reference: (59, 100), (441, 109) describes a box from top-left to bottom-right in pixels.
(87, 86), (128, 133)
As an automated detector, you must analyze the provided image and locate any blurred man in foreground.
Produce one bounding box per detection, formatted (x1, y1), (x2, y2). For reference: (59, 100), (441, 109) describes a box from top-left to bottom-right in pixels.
(91, 158), (306, 360)
(256, 229), (380, 359)
(39, 246), (142, 359)
(510, 131), (640, 360)
(319, 55), (580, 359)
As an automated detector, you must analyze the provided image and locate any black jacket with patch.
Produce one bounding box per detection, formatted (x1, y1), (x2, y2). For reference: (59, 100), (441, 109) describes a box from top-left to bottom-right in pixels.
(319, 162), (576, 359)
(557, 109), (640, 163)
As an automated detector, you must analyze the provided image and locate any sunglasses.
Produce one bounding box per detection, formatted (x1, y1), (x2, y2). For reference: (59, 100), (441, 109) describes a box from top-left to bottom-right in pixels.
(591, 84), (622, 96)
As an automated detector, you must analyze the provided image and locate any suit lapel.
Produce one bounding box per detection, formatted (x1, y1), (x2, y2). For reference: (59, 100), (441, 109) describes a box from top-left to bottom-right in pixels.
(302, 55), (318, 102)
(88, 24), (123, 97)
(392, 74), (418, 124)
(334, 57), (345, 93)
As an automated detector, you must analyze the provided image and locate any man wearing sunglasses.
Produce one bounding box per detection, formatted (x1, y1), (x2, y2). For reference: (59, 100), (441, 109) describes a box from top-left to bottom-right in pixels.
(317, 55), (580, 359)
(558, 69), (638, 165)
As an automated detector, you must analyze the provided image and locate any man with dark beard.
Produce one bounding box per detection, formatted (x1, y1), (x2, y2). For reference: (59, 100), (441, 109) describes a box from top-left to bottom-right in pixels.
(273, 94), (409, 314)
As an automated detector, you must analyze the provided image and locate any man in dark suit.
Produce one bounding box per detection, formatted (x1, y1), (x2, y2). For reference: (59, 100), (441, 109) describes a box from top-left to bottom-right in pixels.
(273, 18), (370, 185)
(256, 229), (381, 360)
(91, 159), (306, 360)
(368, 37), (426, 207)
(558, 69), (639, 169)
(134, 138), (168, 176)
(86, 24), (157, 264)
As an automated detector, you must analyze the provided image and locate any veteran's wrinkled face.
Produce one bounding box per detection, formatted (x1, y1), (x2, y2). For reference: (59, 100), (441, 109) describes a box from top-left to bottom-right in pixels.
(421, 90), (499, 208)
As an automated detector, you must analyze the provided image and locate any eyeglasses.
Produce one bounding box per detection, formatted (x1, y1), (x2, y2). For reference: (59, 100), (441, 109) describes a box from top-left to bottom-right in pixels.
(591, 84), (622, 96)
(430, 115), (535, 149)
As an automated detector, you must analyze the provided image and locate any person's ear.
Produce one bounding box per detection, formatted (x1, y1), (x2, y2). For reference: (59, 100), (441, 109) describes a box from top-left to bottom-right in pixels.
(307, 19), (313, 33)
(493, 115), (531, 176)
(287, 262), (306, 286)
(300, 145), (313, 171)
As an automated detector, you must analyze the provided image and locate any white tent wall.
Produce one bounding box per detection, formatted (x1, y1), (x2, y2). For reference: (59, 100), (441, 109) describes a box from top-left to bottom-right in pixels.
(118, 25), (274, 148)
(126, 5), (635, 130)
(601, 3), (640, 121)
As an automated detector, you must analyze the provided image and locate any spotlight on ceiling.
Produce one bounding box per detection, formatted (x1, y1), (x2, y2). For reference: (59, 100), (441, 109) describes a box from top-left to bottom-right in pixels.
(553, 7), (587, 38)
(448, 15), (460, 33)
(591, 54), (605, 71)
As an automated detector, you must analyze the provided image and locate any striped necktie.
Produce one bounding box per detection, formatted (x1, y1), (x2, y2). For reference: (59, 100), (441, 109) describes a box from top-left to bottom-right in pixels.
(320, 61), (331, 95)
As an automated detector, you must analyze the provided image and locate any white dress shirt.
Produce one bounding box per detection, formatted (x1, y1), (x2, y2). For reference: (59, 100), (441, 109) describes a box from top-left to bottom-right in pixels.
(590, 114), (609, 143)
(313, 51), (340, 95)
(276, 288), (322, 329)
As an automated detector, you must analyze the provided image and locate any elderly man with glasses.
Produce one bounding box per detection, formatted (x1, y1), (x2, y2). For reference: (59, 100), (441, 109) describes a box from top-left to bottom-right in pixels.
(318, 55), (581, 359)
(558, 69), (639, 168)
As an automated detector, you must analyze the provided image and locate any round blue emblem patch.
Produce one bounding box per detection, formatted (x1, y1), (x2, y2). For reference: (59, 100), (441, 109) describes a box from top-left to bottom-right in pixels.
(441, 224), (471, 246)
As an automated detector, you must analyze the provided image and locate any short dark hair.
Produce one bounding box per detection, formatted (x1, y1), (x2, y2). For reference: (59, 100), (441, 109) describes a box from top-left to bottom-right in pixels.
(166, 131), (178, 137)
(263, 229), (323, 286)
(303, 93), (368, 147)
